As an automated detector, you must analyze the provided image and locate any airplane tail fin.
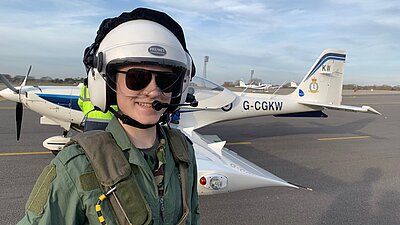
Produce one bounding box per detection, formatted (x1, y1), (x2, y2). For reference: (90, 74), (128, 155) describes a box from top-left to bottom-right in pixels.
(291, 49), (381, 115)
(292, 49), (346, 105)
(239, 80), (246, 87)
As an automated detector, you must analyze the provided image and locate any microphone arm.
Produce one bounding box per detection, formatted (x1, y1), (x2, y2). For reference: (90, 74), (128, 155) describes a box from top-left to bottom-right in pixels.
(152, 100), (198, 111)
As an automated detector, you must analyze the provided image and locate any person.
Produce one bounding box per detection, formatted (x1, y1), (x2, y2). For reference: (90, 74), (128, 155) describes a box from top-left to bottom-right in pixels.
(78, 80), (116, 131)
(18, 7), (199, 225)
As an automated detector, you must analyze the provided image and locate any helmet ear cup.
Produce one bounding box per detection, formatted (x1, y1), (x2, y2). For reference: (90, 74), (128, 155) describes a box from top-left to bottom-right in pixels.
(190, 59), (196, 77)
(185, 51), (196, 78)
(88, 68), (108, 112)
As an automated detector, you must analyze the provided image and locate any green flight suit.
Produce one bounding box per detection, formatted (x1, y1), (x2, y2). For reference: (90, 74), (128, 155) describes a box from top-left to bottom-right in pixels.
(17, 117), (200, 225)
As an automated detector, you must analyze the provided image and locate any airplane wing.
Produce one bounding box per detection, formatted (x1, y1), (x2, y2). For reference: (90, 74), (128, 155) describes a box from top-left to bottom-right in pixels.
(298, 101), (382, 115)
(180, 128), (299, 195)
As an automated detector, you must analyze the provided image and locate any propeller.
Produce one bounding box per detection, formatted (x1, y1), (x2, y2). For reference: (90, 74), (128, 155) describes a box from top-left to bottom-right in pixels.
(0, 65), (32, 140)
(14, 65), (32, 140)
(16, 102), (23, 140)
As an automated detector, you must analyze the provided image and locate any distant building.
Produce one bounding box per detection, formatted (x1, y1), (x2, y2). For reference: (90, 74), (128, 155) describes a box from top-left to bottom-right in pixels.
(222, 81), (234, 87)
(40, 76), (53, 81)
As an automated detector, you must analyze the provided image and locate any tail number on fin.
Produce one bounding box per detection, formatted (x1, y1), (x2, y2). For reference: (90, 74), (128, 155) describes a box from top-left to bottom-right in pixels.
(243, 100), (283, 111)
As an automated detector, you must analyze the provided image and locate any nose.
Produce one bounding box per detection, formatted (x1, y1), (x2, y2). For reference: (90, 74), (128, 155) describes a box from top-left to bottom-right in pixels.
(0, 88), (21, 102)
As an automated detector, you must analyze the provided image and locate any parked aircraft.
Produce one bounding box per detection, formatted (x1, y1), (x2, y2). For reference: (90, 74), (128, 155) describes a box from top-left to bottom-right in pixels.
(235, 80), (277, 91)
(0, 49), (380, 195)
(179, 49), (380, 130)
(289, 81), (298, 88)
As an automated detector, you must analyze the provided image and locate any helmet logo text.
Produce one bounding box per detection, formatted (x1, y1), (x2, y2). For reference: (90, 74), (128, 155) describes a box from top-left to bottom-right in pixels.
(148, 46), (166, 56)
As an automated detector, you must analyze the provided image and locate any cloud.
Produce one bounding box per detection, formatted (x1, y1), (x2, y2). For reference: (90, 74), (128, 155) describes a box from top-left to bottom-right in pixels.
(0, 0), (109, 76)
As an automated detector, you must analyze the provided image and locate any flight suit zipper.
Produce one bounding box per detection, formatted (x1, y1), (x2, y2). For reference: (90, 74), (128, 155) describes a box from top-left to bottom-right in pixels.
(160, 195), (165, 223)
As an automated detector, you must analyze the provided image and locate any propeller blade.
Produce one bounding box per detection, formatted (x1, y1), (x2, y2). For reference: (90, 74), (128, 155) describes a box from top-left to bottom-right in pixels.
(0, 74), (19, 93)
(27, 65), (32, 76)
(21, 65), (32, 87)
(16, 102), (23, 141)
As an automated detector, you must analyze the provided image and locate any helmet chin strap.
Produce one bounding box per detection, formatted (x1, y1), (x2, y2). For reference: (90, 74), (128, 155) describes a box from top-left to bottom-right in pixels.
(108, 107), (157, 129)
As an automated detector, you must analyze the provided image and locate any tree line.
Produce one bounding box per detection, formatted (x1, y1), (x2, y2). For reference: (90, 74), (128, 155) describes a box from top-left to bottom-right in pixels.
(0, 74), (84, 85)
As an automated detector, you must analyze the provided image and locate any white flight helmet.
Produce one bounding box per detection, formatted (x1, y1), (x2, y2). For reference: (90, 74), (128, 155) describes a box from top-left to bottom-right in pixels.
(86, 16), (194, 113)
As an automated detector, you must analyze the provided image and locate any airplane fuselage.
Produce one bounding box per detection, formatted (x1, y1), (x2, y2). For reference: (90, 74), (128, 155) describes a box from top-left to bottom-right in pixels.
(179, 91), (317, 129)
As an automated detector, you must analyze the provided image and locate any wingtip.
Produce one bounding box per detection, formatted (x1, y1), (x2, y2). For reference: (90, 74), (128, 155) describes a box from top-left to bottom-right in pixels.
(362, 105), (382, 116)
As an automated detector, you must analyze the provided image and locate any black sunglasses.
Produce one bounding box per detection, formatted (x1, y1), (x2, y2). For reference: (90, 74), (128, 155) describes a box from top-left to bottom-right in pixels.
(117, 68), (180, 92)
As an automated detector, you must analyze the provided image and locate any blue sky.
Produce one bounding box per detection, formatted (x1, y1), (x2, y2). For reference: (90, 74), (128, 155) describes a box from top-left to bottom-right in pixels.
(0, 0), (399, 85)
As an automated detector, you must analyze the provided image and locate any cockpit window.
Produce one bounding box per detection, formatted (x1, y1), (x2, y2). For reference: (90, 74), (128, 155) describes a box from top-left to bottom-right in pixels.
(189, 77), (224, 101)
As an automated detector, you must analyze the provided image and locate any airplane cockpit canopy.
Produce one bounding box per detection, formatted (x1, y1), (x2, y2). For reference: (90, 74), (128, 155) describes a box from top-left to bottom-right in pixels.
(188, 77), (237, 109)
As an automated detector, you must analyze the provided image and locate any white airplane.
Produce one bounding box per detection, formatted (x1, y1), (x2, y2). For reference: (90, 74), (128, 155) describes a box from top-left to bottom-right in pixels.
(289, 81), (298, 88)
(235, 80), (276, 91)
(179, 49), (380, 130)
(0, 49), (381, 195)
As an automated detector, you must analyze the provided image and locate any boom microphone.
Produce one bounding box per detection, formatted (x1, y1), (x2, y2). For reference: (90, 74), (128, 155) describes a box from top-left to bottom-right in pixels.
(152, 100), (198, 111)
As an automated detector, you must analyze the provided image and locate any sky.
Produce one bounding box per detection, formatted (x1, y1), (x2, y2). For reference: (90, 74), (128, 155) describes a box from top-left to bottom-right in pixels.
(0, 0), (399, 85)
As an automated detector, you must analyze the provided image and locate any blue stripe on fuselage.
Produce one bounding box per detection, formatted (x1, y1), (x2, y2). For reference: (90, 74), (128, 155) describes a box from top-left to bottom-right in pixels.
(36, 93), (81, 111)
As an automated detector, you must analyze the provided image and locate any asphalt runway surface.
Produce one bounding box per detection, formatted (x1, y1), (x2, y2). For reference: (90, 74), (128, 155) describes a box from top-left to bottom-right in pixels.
(1, 93), (399, 225)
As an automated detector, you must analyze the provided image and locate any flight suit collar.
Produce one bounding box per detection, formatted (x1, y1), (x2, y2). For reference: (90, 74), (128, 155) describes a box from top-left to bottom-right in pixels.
(105, 118), (175, 189)
(105, 117), (146, 167)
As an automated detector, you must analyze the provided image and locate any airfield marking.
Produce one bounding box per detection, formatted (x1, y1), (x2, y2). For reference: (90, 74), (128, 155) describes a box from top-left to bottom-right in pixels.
(226, 141), (252, 145)
(0, 151), (52, 156)
(318, 136), (370, 141)
(0, 106), (15, 110)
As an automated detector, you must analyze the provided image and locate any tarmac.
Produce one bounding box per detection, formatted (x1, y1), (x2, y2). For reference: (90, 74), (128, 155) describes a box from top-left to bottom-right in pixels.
(0, 92), (399, 224)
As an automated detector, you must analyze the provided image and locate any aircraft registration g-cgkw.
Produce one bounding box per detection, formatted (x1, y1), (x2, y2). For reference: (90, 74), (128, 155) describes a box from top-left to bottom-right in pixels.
(0, 49), (381, 195)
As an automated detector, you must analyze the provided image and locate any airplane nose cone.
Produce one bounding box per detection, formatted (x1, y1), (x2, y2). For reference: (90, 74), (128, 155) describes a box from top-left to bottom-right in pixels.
(0, 88), (21, 102)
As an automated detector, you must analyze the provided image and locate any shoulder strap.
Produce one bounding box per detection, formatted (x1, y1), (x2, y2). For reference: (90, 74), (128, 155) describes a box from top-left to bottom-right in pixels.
(162, 127), (191, 225)
(163, 127), (190, 164)
(70, 130), (131, 186)
(69, 130), (151, 225)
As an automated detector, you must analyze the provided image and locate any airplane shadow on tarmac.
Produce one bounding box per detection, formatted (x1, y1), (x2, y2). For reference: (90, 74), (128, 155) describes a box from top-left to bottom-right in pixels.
(203, 117), (380, 141)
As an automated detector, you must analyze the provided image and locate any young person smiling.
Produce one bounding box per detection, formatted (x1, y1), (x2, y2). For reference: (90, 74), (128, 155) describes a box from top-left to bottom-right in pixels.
(18, 7), (200, 225)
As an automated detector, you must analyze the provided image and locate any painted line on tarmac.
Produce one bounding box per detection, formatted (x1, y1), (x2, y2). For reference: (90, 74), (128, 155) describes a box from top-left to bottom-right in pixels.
(318, 136), (370, 141)
(0, 106), (15, 109)
(0, 151), (52, 156)
(226, 141), (252, 145)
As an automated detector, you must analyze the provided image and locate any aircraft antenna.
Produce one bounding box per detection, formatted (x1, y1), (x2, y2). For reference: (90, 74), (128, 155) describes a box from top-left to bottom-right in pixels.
(269, 80), (286, 99)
